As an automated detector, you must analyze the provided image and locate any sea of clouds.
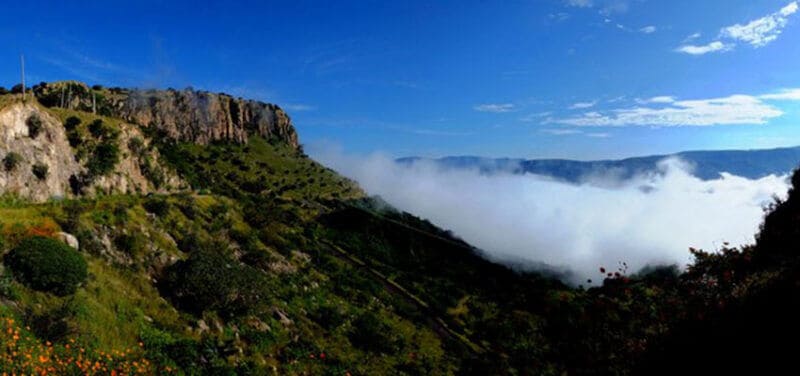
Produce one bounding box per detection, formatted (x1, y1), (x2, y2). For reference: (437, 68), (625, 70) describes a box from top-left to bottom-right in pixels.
(312, 146), (791, 285)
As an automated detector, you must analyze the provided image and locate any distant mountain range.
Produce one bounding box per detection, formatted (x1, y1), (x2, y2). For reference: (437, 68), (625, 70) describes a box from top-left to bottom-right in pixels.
(397, 145), (800, 182)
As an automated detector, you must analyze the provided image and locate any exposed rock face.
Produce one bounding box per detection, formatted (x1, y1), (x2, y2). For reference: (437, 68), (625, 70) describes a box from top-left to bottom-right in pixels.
(119, 89), (299, 147)
(32, 82), (300, 148)
(89, 122), (184, 196)
(0, 103), (81, 201)
(0, 102), (184, 202)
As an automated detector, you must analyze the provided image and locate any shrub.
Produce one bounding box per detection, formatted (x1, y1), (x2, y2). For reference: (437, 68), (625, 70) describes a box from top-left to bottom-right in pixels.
(86, 142), (120, 177)
(161, 250), (271, 317)
(143, 196), (170, 217)
(26, 114), (43, 138)
(63, 116), (81, 131)
(3, 236), (88, 296)
(32, 163), (48, 180)
(3, 152), (23, 172)
(139, 157), (165, 188)
(88, 119), (119, 140)
(348, 311), (398, 353)
(128, 137), (145, 155)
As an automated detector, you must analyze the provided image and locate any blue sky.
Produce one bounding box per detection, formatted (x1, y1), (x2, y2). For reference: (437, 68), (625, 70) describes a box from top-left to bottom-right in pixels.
(2, 0), (800, 160)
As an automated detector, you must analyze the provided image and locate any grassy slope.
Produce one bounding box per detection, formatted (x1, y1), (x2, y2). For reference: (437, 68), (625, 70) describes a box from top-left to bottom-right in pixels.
(0, 91), (794, 375)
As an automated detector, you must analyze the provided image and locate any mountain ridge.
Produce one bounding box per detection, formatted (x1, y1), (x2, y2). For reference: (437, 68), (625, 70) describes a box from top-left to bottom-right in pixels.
(398, 144), (800, 181)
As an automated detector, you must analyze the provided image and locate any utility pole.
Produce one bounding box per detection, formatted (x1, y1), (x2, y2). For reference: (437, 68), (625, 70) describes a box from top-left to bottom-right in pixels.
(92, 91), (96, 114)
(20, 54), (25, 102)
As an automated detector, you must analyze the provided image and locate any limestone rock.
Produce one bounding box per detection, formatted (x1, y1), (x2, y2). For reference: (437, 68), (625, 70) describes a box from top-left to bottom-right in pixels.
(57, 232), (80, 250)
(119, 88), (299, 148)
(0, 103), (81, 201)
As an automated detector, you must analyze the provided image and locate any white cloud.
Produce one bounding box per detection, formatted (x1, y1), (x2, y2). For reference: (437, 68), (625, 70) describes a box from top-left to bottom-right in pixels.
(640, 25), (657, 34)
(678, 1), (798, 55)
(570, 100), (598, 109)
(564, 0), (629, 15)
(565, 0), (592, 8)
(553, 90), (800, 127)
(675, 41), (733, 55)
(721, 1), (799, 47)
(647, 96), (676, 103)
(549, 12), (571, 22)
(683, 32), (702, 42)
(284, 104), (316, 112)
(542, 128), (583, 135)
(760, 88), (800, 100)
(520, 112), (553, 122)
(586, 132), (611, 138)
(474, 103), (515, 113)
(314, 150), (789, 285)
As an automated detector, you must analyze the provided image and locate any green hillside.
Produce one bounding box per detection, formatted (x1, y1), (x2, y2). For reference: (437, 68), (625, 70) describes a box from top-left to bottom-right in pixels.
(0, 88), (797, 374)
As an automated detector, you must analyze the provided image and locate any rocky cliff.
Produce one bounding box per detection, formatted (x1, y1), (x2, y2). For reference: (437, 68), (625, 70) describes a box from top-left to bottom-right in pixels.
(32, 81), (299, 148)
(0, 102), (80, 201)
(0, 99), (184, 202)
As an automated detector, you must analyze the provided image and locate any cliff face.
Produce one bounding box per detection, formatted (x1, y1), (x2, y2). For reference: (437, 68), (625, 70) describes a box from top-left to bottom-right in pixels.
(0, 101), (185, 202)
(32, 82), (300, 148)
(119, 89), (299, 147)
(0, 103), (80, 201)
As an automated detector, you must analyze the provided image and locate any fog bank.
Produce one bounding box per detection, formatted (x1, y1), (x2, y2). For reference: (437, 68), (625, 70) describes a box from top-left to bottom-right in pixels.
(313, 146), (790, 284)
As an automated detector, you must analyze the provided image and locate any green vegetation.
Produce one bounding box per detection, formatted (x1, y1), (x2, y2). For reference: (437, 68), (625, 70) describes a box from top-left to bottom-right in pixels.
(31, 163), (48, 180)
(4, 236), (87, 296)
(0, 84), (797, 373)
(26, 114), (43, 138)
(161, 250), (273, 317)
(3, 152), (22, 172)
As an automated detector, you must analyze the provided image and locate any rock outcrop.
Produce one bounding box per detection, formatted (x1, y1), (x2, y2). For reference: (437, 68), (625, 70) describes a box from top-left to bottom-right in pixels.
(120, 89), (299, 147)
(0, 101), (184, 202)
(32, 81), (299, 148)
(0, 103), (81, 201)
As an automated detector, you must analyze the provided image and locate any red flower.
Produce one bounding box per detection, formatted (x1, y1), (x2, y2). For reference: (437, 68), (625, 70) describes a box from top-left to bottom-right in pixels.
(319, 352), (326, 359)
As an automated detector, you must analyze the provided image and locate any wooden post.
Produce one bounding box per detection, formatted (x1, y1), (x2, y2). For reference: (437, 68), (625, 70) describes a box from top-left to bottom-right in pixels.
(92, 91), (96, 114)
(20, 55), (25, 102)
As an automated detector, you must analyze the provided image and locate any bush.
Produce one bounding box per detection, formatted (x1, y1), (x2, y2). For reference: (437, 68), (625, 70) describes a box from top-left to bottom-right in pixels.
(32, 163), (48, 180)
(3, 236), (88, 296)
(64, 116), (81, 131)
(86, 142), (120, 177)
(26, 114), (43, 138)
(3, 152), (23, 172)
(67, 130), (82, 148)
(161, 250), (271, 317)
(348, 311), (398, 353)
(143, 196), (170, 217)
(88, 119), (119, 140)
(127, 137), (145, 155)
